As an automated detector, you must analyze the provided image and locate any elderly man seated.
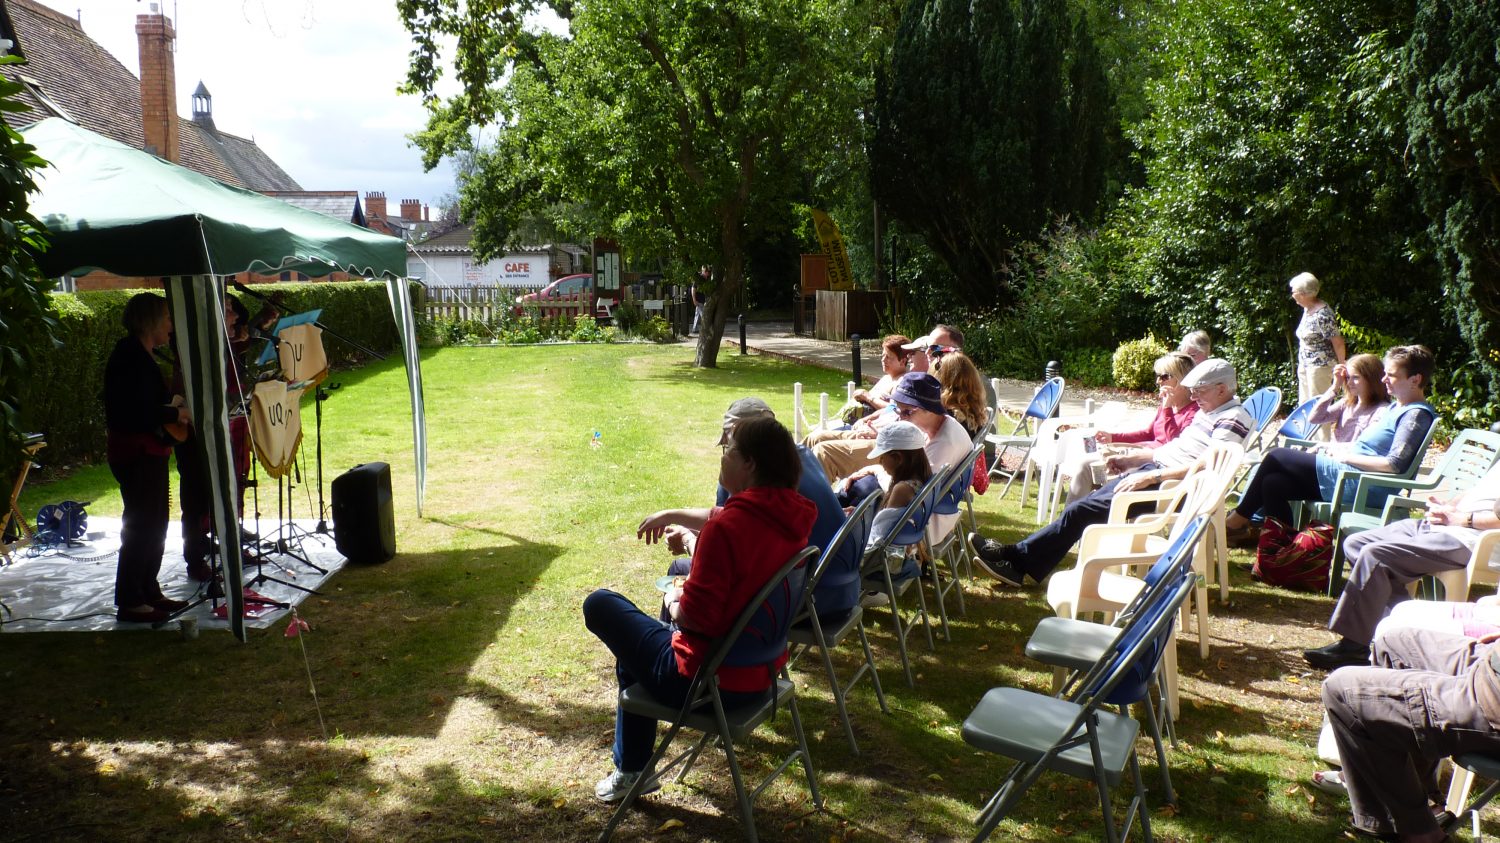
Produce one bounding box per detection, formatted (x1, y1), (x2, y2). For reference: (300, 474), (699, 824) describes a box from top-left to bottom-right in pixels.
(1304, 458), (1500, 670)
(1322, 624), (1500, 842)
(969, 358), (1253, 587)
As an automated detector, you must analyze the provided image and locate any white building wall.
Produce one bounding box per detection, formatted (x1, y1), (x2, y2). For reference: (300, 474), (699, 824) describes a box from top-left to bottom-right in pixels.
(408, 253), (554, 287)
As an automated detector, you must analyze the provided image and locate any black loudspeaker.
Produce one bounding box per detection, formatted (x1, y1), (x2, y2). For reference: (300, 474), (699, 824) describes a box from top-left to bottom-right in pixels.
(332, 462), (395, 564)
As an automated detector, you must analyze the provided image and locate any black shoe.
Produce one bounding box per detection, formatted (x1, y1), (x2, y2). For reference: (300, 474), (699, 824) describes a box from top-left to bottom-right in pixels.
(975, 554), (1026, 587)
(186, 560), (214, 583)
(1304, 638), (1371, 670)
(968, 532), (1008, 559)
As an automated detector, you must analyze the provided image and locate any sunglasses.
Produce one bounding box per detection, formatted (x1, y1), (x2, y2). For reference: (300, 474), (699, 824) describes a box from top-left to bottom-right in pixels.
(927, 345), (956, 356)
(894, 404), (919, 418)
(1156, 373), (1173, 382)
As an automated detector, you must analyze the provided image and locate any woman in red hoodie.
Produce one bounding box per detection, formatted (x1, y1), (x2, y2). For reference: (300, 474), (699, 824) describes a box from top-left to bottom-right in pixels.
(584, 416), (817, 803)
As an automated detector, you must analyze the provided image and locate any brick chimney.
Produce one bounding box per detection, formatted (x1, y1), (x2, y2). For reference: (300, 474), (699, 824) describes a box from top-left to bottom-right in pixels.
(399, 199), (421, 221)
(136, 5), (179, 162)
(365, 191), (387, 220)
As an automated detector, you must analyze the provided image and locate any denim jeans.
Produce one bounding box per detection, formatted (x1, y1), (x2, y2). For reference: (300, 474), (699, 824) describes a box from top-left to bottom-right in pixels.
(583, 588), (764, 773)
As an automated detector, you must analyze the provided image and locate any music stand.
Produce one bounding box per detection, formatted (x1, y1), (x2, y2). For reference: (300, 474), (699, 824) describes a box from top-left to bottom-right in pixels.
(255, 309), (323, 367)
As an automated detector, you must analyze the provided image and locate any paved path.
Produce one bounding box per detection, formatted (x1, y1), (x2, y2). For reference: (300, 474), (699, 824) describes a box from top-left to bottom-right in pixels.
(718, 321), (1152, 420)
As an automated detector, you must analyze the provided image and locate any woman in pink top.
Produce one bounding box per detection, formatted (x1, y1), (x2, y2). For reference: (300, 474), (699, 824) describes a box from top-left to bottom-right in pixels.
(1307, 353), (1390, 443)
(1065, 353), (1197, 501)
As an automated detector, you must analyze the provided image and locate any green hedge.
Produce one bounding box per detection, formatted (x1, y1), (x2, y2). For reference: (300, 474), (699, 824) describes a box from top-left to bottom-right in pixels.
(16, 281), (408, 470)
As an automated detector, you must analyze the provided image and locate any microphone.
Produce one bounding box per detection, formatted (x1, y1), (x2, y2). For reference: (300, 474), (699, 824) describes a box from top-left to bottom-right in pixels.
(251, 328), (280, 346)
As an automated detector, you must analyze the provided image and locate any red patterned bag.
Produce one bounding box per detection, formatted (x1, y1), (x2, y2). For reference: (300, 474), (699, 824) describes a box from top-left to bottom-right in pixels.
(1252, 517), (1335, 593)
(972, 451), (991, 495)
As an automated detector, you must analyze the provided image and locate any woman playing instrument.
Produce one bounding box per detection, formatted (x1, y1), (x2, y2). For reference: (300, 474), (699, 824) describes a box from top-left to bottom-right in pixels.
(104, 293), (191, 623)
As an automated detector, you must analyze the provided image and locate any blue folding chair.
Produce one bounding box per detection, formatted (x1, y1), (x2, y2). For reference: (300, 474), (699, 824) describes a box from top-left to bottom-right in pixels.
(987, 377), (1065, 503)
(962, 530), (1200, 842)
(786, 490), (888, 754)
(926, 444), (984, 633)
(1024, 514), (1211, 806)
(861, 470), (945, 687)
(1239, 385), (1283, 453)
(600, 547), (821, 842)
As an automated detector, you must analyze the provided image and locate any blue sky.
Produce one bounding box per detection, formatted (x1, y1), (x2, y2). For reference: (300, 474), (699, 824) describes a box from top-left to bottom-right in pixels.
(34, 0), (458, 210)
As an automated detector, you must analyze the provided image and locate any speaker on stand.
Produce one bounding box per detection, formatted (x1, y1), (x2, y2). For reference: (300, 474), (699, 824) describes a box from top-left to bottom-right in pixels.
(331, 462), (395, 564)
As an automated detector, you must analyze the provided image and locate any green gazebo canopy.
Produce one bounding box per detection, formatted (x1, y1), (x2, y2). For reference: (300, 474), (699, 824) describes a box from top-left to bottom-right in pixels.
(23, 117), (406, 280)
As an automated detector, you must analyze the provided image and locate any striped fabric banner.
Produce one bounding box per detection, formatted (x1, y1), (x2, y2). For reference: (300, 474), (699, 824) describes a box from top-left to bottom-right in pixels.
(386, 278), (428, 515)
(164, 277), (247, 640)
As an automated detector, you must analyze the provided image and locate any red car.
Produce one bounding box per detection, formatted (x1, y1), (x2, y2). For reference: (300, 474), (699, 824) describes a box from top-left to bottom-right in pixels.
(515, 273), (616, 321)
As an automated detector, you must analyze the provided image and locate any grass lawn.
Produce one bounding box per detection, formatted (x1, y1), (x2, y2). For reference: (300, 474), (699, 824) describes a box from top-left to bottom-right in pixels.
(0, 343), (1423, 841)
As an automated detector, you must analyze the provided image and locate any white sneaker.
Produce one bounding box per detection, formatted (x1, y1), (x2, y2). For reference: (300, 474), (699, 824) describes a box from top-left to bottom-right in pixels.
(860, 590), (890, 609)
(594, 769), (660, 803)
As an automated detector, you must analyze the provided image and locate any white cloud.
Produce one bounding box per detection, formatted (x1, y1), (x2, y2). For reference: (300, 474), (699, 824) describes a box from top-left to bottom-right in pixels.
(34, 0), (455, 205)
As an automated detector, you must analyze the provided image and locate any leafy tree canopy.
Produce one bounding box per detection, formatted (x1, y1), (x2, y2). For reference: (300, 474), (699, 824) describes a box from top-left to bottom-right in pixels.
(1403, 0), (1500, 404)
(400, 0), (866, 366)
(871, 0), (1119, 307)
(1, 57), (57, 463)
(1117, 0), (1449, 394)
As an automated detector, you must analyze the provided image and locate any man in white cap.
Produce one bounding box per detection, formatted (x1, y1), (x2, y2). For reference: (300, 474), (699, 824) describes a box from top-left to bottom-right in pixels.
(901, 324), (964, 373)
(970, 357), (1253, 586)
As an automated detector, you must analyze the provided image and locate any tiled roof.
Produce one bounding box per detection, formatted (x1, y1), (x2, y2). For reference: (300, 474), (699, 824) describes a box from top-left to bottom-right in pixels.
(261, 190), (365, 225)
(2, 0), (297, 190)
(192, 124), (299, 190)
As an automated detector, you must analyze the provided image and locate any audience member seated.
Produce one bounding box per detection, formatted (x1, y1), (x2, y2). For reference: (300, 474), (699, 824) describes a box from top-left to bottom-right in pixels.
(582, 416), (815, 803)
(837, 373), (971, 543)
(859, 421), (932, 593)
(900, 324), (964, 374)
(662, 397), (859, 620)
(934, 351), (988, 438)
(1061, 352), (1197, 503)
(850, 334), (912, 415)
(1179, 329), (1212, 365)
(1303, 460), (1500, 670)
(1307, 353), (1391, 444)
(969, 357), (1254, 587)
(1321, 624), (1500, 843)
(1225, 345), (1436, 549)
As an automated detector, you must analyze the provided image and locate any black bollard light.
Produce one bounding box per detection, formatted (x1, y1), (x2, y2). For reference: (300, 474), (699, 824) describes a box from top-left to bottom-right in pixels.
(1045, 360), (1062, 381)
(851, 333), (862, 384)
(738, 313), (747, 354)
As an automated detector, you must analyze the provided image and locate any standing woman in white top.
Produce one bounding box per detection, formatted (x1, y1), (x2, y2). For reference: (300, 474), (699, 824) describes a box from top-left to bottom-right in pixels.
(1290, 272), (1347, 433)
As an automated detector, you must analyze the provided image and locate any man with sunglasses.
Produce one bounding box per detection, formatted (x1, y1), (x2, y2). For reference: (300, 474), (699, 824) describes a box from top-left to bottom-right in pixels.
(901, 325), (964, 373)
(970, 358), (1253, 587)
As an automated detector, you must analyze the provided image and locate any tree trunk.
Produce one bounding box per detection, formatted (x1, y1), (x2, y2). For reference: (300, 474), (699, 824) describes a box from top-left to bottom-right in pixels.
(692, 214), (747, 368)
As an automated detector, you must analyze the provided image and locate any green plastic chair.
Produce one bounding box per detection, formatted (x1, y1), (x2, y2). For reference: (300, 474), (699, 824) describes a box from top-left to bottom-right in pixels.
(1324, 428), (1500, 596)
(1299, 408), (1441, 533)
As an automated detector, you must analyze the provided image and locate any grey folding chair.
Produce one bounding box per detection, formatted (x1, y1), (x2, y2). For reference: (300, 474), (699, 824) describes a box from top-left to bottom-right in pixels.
(787, 490), (888, 754)
(599, 546), (822, 843)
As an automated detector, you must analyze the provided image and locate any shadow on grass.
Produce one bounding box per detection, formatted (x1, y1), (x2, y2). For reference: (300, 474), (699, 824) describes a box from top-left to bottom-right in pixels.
(0, 533), (561, 734)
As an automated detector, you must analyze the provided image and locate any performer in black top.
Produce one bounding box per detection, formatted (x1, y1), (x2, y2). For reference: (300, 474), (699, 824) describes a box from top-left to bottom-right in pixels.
(104, 293), (190, 623)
